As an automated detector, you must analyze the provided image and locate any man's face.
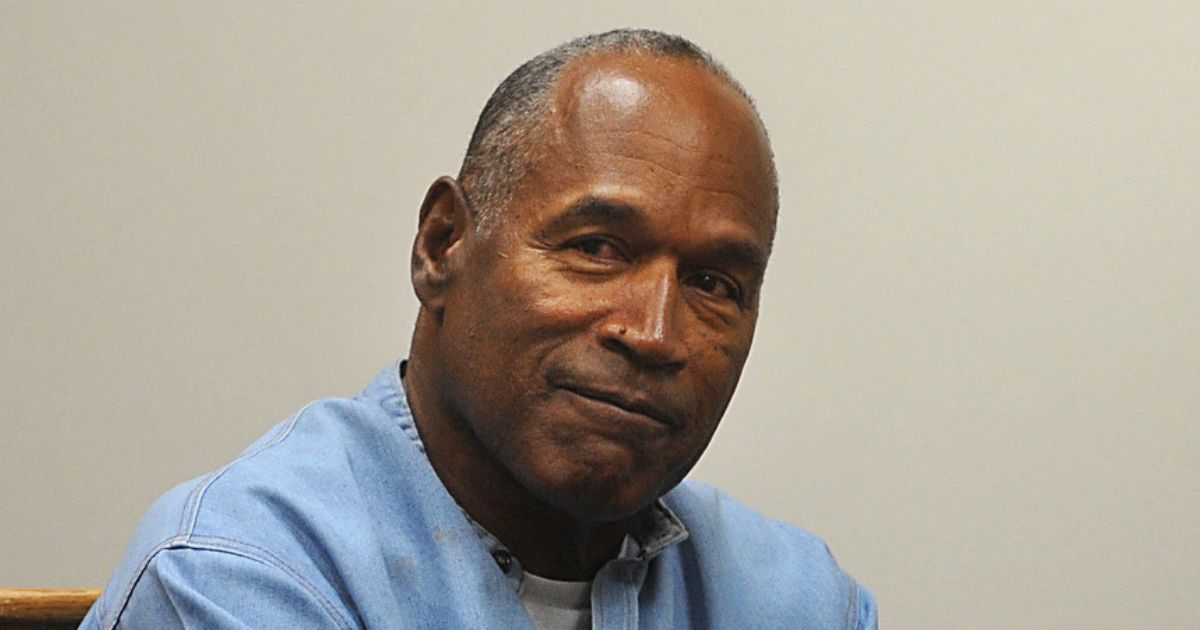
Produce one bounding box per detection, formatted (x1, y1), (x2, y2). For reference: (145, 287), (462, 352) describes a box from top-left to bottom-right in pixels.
(434, 53), (776, 521)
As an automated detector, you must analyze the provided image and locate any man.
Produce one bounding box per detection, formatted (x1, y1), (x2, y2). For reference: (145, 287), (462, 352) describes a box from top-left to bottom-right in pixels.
(83, 29), (875, 629)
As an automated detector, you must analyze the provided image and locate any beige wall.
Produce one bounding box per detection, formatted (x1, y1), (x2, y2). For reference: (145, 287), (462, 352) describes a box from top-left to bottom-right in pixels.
(3, 3), (1197, 628)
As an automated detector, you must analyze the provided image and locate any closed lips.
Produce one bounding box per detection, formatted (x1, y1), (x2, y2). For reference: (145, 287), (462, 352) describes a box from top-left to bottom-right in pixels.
(559, 383), (676, 428)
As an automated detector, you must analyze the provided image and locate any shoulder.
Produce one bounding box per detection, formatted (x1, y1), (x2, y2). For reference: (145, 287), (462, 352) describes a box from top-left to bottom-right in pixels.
(82, 543), (352, 630)
(661, 480), (877, 629)
(155, 393), (384, 545)
(87, 393), (394, 629)
(663, 480), (842, 570)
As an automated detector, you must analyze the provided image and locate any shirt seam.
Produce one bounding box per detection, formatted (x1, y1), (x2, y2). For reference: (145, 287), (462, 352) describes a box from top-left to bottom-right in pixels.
(844, 575), (861, 629)
(102, 403), (322, 627)
(186, 535), (354, 630)
(103, 536), (352, 630)
(101, 535), (186, 630)
(177, 400), (320, 537)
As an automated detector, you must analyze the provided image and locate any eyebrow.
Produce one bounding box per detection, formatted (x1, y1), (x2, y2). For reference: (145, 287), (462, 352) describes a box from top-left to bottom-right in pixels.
(557, 196), (641, 225)
(548, 194), (769, 273)
(710, 240), (768, 276)
(535, 195), (644, 240)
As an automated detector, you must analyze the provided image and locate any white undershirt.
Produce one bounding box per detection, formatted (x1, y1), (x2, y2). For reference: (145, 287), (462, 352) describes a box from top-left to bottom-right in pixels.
(518, 571), (592, 630)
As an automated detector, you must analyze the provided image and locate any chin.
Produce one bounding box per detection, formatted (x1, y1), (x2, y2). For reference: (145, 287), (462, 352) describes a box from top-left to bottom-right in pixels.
(526, 452), (662, 523)
(549, 489), (650, 524)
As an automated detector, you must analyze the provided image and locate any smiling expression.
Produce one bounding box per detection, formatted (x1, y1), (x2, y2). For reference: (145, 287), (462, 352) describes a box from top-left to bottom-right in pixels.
(423, 52), (776, 521)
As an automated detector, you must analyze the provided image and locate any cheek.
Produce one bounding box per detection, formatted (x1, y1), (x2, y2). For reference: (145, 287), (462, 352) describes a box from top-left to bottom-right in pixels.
(689, 324), (753, 388)
(446, 258), (598, 397)
(504, 259), (608, 335)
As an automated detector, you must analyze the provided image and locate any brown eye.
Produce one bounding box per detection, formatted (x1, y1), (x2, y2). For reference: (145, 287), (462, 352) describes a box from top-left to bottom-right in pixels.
(570, 236), (623, 261)
(692, 273), (742, 302)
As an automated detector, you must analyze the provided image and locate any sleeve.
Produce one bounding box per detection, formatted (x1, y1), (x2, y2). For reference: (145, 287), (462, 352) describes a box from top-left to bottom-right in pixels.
(854, 581), (878, 630)
(110, 546), (351, 629)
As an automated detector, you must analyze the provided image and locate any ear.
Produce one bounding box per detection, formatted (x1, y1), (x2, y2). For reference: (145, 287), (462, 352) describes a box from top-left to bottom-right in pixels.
(411, 176), (476, 315)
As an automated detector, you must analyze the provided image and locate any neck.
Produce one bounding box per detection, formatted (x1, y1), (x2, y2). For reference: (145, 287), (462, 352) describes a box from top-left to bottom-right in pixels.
(404, 320), (633, 580)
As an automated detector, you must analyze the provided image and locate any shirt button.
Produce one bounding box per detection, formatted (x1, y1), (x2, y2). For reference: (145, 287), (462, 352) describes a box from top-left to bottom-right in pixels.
(492, 549), (513, 573)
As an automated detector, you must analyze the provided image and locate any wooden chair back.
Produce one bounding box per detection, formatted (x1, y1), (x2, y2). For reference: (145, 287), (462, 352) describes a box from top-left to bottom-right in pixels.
(0, 589), (99, 629)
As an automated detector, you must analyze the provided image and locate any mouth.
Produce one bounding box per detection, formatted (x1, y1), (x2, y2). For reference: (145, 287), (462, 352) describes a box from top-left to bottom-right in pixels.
(558, 383), (676, 429)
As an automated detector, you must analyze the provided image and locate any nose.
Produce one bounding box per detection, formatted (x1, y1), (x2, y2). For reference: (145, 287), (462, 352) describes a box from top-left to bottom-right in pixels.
(599, 264), (687, 371)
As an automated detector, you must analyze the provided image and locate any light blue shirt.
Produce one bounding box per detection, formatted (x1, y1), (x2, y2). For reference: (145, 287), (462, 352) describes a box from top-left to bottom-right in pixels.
(83, 363), (876, 629)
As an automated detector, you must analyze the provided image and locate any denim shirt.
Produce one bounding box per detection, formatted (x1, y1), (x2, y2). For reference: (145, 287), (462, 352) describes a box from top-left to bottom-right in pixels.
(82, 363), (876, 629)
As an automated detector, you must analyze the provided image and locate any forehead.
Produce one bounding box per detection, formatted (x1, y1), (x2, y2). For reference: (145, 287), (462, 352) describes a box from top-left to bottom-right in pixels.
(513, 52), (776, 245)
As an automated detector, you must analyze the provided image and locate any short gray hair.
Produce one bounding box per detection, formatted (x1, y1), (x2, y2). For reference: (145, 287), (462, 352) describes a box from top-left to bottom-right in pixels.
(457, 28), (776, 230)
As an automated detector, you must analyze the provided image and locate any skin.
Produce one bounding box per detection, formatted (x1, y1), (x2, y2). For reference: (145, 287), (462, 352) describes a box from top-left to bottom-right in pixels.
(404, 51), (776, 580)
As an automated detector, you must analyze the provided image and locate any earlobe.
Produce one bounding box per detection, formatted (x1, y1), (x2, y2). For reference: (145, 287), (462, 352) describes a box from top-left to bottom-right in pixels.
(411, 176), (475, 314)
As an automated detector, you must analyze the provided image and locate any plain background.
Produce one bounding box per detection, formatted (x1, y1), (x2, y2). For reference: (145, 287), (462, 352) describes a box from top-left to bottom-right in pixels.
(3, 3), (1197, 628)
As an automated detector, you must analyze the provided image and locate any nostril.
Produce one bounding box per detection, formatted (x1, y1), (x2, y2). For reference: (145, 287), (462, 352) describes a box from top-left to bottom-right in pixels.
(601, 334), (631, 355)
(599, 323), (686, 373)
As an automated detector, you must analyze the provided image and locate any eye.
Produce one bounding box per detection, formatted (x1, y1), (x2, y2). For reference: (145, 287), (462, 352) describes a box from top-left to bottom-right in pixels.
(568, 236), (625, 261)
(690, 272), (743, 303)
